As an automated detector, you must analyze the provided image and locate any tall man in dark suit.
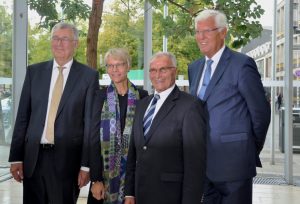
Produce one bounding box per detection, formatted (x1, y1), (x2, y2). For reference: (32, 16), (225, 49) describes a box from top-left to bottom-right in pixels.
(124, 52), (207, 204)
(9, 22), (103, 204)
(188, 10), (271, 204)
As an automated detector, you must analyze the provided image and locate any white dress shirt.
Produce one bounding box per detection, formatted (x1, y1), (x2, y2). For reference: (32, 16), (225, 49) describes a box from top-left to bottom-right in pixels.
(197, 45), (226, 94)
(40, 59), (72, 144)
(146, 84), (176, 120)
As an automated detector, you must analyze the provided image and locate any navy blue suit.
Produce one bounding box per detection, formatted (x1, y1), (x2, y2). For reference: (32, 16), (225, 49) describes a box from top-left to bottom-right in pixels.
(188, 47), (270, 203)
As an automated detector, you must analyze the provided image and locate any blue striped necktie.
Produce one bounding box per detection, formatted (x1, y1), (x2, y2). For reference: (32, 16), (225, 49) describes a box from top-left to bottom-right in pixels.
(143, 94), (160, 136)
(198, 59), (213, 99)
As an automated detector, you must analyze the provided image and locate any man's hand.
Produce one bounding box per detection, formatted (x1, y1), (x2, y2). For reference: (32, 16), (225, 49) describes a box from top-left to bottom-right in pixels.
(124, 197), (135, 204)
(10, 163), (23, 183)
(91, 181), (105, 200)
(77, 170), (90, 188)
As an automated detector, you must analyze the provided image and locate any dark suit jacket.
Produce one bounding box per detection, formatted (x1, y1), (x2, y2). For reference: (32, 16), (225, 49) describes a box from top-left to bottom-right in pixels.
(125, 86), (206, 204)
(9, 59), (101, 182)
(188, 47), (271, 182)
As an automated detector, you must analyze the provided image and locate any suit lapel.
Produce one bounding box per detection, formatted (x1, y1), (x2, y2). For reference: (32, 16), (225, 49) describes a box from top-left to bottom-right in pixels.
(203, 47), (231, 101)
(191, 60), (205, 96)
(144, 86), (179, 143)
(56, 60), (81, 117)
(41, 61), (54, 118)
(138, 96), (152, 140)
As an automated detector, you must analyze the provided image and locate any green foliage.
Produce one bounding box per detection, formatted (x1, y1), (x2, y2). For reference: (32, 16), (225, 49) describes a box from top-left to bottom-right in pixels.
(28, 0), (91, 29)
(75, 35), (89, 64)
(218, 0), (264, 48)
(95, 0), (202, 78)
(28, 0), (59, 28)
(0, 5), (12, 77)
(28, 26), (52, 64)
(61, 0), (90, 21)
(152, 11), (200, 76)
(146, 0), (264, 48)
(98, 1), (145, 74)
(27, 0), (265, 78)
(28, 22), (89, 65)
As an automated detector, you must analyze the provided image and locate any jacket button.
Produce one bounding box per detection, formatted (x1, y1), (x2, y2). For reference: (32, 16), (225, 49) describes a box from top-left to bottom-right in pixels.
(143, 146), (147, 150)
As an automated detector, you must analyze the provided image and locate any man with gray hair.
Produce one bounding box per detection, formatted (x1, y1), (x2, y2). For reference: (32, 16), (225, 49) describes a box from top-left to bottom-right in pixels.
(124, 52), (206, 204)
(9, 22), (103, 203)
(188, 9), (270, 204)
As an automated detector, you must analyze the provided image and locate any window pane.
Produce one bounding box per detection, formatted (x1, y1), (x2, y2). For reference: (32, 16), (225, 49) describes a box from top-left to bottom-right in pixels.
(0, 0), (13, 168)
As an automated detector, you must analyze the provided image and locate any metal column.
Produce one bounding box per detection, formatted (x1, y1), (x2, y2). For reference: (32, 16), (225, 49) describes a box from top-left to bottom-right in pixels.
(163, 3), (168, 52)
(144, 1), (152, 93)
(270, 0), (278, 165)
(13, 0), (27, 120)
(284, 0), (293, 184)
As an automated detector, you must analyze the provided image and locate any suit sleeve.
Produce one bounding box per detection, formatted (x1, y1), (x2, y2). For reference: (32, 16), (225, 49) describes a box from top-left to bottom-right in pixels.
(81, 71), (100, 172)
(89, 88), (104, 182)
(9, 67), (31, 162)
(182, 100), (206, 204)
(124, 114), (137, 197)
(138, 89), (149, 99)
(238, 57), (271, 154)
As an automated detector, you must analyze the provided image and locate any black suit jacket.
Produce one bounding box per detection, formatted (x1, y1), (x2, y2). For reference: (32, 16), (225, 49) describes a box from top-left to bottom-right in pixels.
(9, 60), (101, 181)
(125, 86), (206, 204)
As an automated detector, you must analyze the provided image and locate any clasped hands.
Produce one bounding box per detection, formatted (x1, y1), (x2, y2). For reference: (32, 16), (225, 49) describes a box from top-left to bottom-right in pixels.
(91, 181), (105, 200)
(78, 170), (104, 200)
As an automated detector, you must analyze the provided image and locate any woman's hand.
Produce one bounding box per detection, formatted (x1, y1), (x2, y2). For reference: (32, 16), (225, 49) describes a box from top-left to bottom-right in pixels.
(91, 181), (105, 200)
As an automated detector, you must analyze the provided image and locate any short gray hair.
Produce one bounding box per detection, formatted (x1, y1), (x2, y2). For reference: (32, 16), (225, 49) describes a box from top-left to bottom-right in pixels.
(150, 52), (177, 67)
(104, 48), (131, 67)
(51, 22), (79, 40)
(195, 9), (228, 30)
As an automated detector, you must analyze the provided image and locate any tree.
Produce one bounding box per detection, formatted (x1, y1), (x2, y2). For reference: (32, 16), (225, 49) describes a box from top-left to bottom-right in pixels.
(28, 27), (51, 64)
(28, 19), (90, 65)
(28, 0), (90, 28)
(28, 0), (105, 69)
(0, 5), (12, 77)
(147, 0), (264, 48)
(27, 0), (265, 70)
(98, 1), (144, 68)
(151, 10), (200, 76)
(86, 0), (104, 69)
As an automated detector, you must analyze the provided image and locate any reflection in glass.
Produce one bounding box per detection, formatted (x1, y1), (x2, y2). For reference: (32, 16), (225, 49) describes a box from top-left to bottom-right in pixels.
(0, 1), (13, 146)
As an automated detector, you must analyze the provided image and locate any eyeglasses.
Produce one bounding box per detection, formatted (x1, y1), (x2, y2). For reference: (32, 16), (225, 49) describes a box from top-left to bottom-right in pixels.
(106, 62), (127, 69)
(51, 36), (75, 43)
(149, 66), (175, 74)
(195, 27), (220, 36)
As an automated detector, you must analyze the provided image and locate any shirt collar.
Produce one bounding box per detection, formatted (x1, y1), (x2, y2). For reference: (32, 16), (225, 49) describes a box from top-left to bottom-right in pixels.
(53, 59), (73, 70)
(205, 45), (225, 65)
(154, 84), (175, 100)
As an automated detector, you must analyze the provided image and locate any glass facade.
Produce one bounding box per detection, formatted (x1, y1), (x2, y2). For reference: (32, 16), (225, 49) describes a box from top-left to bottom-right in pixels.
(0, 0), (13, 167)
(0, 0), (299, 189)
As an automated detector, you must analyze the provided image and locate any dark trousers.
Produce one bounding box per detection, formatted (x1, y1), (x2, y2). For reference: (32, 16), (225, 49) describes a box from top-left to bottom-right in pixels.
(202, 177), (253, 204)
(23, 147), (80, 204)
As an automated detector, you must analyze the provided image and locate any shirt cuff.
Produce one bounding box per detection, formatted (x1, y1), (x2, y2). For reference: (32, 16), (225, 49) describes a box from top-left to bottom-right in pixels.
(81, 166), (90, 172)
(10, 161), (22, 164)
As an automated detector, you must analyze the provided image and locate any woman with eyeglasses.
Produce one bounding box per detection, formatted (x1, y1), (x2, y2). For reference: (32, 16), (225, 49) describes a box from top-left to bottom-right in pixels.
(88, 48), (148, 204)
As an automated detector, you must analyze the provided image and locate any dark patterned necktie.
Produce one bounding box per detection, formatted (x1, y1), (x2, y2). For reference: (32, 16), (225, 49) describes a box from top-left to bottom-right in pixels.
(143, 94), (160, 136)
